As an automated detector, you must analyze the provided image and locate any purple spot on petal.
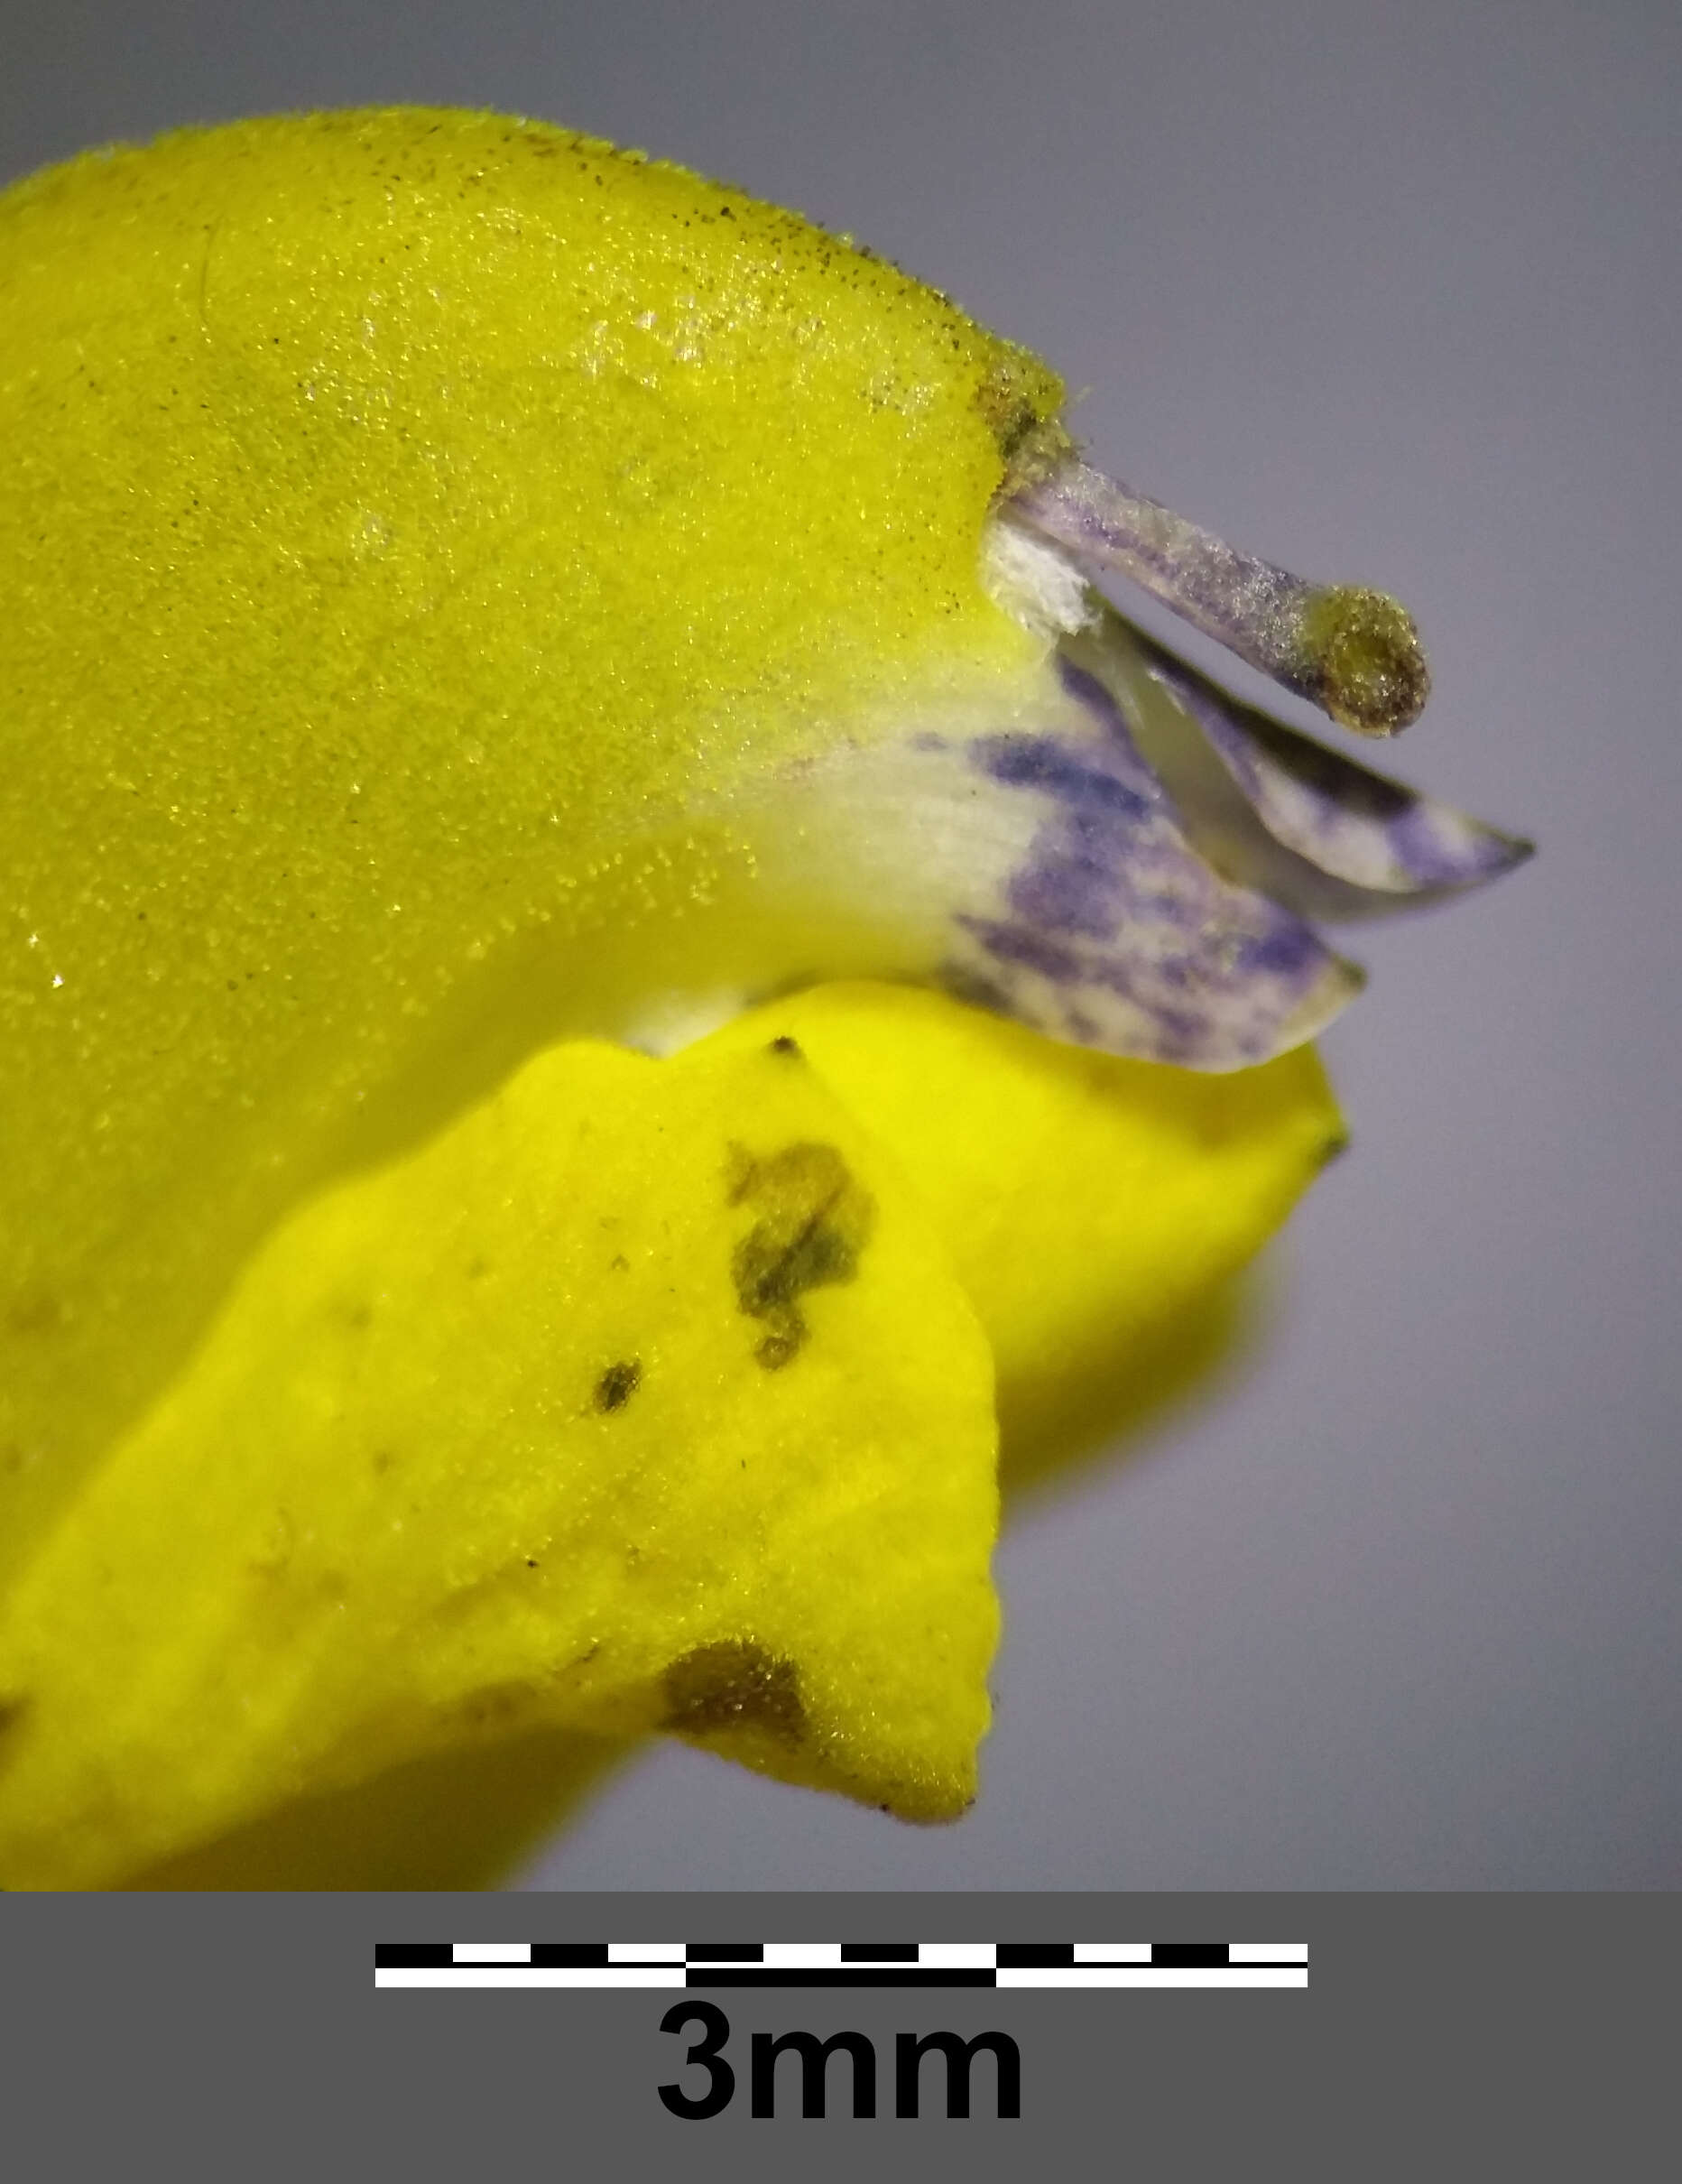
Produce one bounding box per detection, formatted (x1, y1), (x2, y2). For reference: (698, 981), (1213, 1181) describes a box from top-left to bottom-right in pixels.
(968, 721), (1166, 942)
(1237, 921), (1318, 977)
(973, 731), (1153, 822)
(957, 915), (1083, 984)
(1387, 801), (1531, 889)
(1006, 838), (1126, 939)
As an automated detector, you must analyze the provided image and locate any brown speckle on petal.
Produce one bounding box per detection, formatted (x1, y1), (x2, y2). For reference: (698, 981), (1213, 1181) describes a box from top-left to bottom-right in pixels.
(0, 1693), (32, 1772)
(662, 1640), (805, 1745)
(725, 1142), (874, 1368)
(593, 1359), (642, 1412)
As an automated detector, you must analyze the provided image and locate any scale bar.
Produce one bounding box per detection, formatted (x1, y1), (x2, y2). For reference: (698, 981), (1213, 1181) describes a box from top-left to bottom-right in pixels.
(374, 1940), (1308, 1993)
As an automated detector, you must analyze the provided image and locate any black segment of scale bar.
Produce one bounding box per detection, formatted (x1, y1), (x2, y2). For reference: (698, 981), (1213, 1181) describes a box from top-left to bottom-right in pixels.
(839, 1943), (920, 1963)
(994, 1943), (1077, 1969)
(530, 1944), (613, 1968)
(684, 1943), (764, 1963)
(1151, 1943), (1231, 1968)
(374, 1944), (454, 1968)
(686, 1967), (997, 1989)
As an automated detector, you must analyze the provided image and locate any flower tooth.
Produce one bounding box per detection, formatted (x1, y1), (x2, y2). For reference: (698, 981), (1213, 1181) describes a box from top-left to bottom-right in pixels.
(979, 514), (1100, 643)
(1006, 455), (1431, 737)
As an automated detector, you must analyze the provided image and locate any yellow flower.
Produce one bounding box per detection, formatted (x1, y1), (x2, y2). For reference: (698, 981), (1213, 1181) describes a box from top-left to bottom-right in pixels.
(0, 111), (1526, 1888)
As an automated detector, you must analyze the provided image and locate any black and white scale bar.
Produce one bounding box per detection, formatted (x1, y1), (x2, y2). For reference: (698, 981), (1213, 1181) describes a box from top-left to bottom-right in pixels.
(375, 1942), (1307, 1990)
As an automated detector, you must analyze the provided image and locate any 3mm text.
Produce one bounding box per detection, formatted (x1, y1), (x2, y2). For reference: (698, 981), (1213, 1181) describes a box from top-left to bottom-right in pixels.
(657, 1999), (1021, 2119)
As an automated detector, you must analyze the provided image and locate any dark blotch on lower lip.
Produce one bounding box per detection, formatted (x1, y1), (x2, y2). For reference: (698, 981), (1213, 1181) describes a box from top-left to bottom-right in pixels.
(593, 1359), (642, 1412)
(662, 1639), (805, 1745)
(725, 1141), (875, 1370)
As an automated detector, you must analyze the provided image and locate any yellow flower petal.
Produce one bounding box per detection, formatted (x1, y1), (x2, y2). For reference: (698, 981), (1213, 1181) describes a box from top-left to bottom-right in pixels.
(0, 111), (1369, 1889)
(0, 107), (1056, 1590)
(128, 1726), (626, 1892)
(0, 1035), (996, 1889)
(709, 985), (1345, 1456)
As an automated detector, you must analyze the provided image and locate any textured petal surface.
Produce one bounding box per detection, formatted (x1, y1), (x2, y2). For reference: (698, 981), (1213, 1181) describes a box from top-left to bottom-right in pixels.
(0, 107), (1382, 1889)
(712, 984), (1346, 1453)
(0, 107), (1058, 1586)
(0, 1035), (997, 1888)
(19, 985), (1345, 1891)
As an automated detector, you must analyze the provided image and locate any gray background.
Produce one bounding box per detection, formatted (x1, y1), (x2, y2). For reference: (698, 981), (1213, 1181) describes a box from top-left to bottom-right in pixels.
(8, 1896), (1668, 2172)
(5, 0), (1677, 1889)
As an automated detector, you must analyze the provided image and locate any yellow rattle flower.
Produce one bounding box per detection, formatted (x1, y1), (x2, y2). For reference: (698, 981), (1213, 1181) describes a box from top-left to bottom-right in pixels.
(0, 110), (1527, 1887)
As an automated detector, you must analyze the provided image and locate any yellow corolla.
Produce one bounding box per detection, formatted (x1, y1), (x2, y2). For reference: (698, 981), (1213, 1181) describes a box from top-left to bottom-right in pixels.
(0, 111), (1526, 1888)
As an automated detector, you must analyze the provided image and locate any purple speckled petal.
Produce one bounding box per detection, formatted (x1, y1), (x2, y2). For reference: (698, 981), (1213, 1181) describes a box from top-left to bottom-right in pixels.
(1079, 614), (1532, 912)
(689, 652), (1366, 1071)
(934, 663), (1364, 1067)
(658, 506), (1530, 1068)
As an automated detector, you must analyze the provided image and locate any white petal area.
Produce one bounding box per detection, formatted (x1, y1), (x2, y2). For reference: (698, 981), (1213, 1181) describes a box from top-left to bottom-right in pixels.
(669, 654), (1363, 1071)
(980, 515), (1101, 643)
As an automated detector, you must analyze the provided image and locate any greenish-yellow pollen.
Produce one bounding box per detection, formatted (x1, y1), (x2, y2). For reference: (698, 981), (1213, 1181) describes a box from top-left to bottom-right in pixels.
(1301, 585), (1431, 738)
